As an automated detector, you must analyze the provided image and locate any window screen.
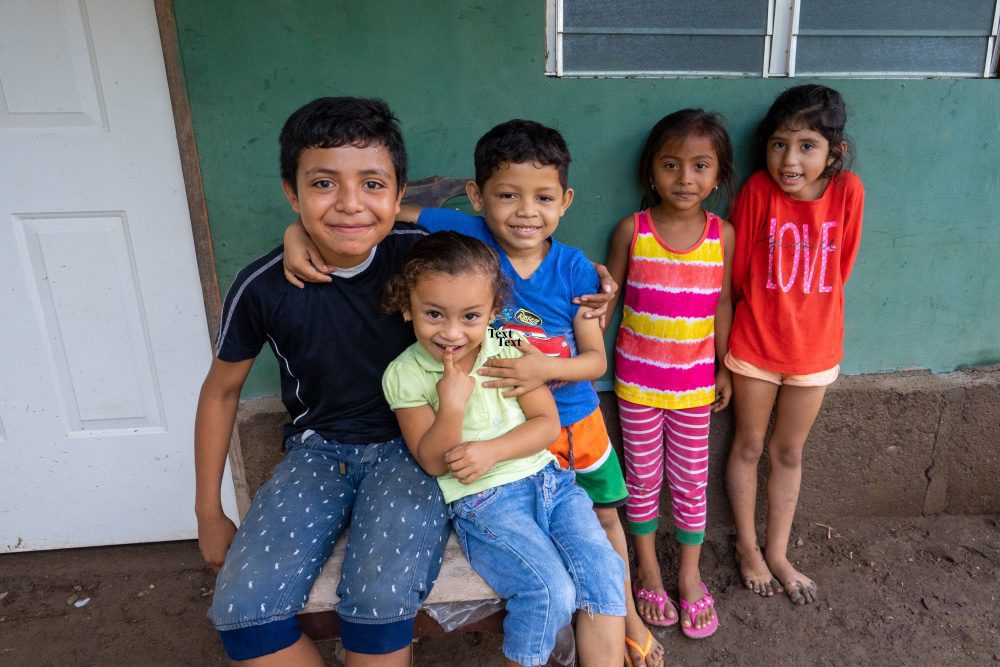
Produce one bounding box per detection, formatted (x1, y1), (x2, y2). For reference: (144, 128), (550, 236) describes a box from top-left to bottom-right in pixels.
(549, 0), (1000, 78)
(796, 0), (997, 76)
(558, 1), (769, 76)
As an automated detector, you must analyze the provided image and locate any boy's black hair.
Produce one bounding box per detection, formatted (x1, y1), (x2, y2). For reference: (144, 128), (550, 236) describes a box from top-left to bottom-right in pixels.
(473, 119), (571, 189)
(637, 109), (735, 211)
(753, 84), (851, 178)
(382, 232), (510, 316)
(279, 97), (407, 192)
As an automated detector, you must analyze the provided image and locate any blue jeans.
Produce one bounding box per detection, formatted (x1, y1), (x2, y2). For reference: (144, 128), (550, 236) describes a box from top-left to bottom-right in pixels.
(450, 463), (626, 666)
(209, 432), (449, 659)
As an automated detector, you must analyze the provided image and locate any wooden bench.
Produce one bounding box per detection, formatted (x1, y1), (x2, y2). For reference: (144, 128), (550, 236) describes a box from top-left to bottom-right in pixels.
(298, 532), (504, 639)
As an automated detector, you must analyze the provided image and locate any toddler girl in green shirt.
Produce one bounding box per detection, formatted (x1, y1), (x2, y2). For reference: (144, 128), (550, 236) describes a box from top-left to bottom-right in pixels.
(381, 231), (626, 667)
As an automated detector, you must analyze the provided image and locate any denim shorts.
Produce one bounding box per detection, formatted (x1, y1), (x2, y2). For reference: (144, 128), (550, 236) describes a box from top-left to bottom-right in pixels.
(208, 432), (449, 659)
(450, 463), (626, 667)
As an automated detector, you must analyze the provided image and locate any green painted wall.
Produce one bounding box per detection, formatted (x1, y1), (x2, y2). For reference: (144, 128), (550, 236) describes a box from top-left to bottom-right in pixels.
(173, 1), (1000, 398)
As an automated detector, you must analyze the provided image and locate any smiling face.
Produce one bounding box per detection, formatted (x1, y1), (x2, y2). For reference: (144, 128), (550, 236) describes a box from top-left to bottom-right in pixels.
(650, 134), (720, 217)
(404, 270), (496, 370)
(466, 161), (574, 258)
(282, 143), (403, 268)
(766, 124), (835, 200)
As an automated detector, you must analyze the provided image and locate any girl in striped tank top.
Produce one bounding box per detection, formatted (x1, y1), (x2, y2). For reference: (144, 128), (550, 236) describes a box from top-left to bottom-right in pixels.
(606, 110), (735, 641)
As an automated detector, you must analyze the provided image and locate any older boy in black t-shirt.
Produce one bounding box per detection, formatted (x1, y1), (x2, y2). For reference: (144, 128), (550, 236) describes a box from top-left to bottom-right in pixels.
(195, 97), (448, 666)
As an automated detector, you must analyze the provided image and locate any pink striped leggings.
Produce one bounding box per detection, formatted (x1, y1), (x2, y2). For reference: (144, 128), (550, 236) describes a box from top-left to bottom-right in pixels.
(618, 398), (712, 546)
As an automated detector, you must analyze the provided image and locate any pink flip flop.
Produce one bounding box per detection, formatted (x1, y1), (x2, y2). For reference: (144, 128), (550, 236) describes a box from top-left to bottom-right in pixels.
(632, 579), (678, 627)
(679, 582), (718, 639)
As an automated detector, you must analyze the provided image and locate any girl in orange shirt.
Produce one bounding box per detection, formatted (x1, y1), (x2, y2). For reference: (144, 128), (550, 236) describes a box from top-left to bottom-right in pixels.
(725, 85), (864, 606)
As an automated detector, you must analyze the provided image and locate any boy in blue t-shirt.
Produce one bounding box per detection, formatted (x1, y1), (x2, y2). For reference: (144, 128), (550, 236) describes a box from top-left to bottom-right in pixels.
(195, 97), (449, 666)
(284, 120), (663, 666)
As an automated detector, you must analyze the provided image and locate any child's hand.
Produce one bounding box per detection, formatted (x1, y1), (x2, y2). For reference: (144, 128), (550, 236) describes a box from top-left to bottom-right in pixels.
(444, 440), (498, 484)
(197, 511), (238, 572)
(479, 343), (550, 397)
(437, 349), (474, 411)
(713, 366), (733, 412)
(282, 219), (334, 288)
(573, 263), (618, 328)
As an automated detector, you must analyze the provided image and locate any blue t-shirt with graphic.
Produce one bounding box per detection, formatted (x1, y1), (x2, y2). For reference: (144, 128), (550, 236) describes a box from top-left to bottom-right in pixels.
(419, 208), (600, 426)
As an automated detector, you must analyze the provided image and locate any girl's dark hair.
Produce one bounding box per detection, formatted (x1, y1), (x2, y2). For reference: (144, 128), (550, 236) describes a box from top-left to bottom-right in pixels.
(382, 232), (510, 315)
(637, 109), (735, 211)
(753, 84), (851, 178)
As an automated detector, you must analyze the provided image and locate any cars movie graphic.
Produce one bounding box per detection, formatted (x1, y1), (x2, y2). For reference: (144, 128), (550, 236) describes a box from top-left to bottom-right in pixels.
(498, 308), (570, 390)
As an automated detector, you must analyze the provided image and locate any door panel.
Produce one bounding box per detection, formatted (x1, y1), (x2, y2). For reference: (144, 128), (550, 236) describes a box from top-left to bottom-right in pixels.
(0, 0), (238, 551)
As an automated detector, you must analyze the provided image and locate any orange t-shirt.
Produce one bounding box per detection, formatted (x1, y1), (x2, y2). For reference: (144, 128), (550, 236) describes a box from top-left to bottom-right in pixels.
(729, 170), (864, 374)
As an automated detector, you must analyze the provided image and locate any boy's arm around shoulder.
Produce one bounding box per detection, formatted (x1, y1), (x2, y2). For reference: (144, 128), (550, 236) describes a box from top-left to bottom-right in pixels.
(282, 219), (333, 288)
(538, 306), (608, 386)
(411, 205), (496, 244)
(573, 262), (618, 327)
(281, 204), (424, 287)
(444, 383), (560, 485)
(195, 356), (255, 571)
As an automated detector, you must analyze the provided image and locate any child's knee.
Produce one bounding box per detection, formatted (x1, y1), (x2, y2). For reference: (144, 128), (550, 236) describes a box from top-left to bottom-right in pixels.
(768, 441), (804, 468)
(336, 562), (431, 625)
(542, 570), (578, 620)
(731, 434), (765, 461)
(507, 565), (576, 626)
(502, 577), (576, 667)
(594, 506), (622, 533)
(336, 528), (448, 623)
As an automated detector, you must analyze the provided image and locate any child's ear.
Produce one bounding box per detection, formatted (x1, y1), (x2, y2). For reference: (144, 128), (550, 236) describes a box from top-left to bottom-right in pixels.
(465, 181), (484, 211)
(559, 187), (575, 215)
(282, 179), (301, 213)
(828, 141), (848, 166)
(402, 308), (412, 322)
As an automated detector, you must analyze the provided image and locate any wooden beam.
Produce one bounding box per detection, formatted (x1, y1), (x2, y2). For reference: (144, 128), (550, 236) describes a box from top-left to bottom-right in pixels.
(153, 0), (250, 516)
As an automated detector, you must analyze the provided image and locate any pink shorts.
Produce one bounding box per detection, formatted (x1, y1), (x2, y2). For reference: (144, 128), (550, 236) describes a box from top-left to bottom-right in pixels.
(724, 352), (840, 387)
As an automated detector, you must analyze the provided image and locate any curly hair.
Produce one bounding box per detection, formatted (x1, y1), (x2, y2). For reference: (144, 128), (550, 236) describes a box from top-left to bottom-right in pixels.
(382, 232), (510, 316)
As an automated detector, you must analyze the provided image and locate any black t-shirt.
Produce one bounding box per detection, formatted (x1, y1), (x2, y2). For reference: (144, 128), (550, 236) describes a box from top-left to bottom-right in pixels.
(216, 223), (426, 444)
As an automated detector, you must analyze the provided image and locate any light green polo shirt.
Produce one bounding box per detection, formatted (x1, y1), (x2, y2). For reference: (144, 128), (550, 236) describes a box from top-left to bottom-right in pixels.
(382, 330), (555, 503)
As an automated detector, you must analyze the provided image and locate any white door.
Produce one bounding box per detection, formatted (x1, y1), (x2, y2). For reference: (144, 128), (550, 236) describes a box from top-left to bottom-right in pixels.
(0, 0), (238, 551)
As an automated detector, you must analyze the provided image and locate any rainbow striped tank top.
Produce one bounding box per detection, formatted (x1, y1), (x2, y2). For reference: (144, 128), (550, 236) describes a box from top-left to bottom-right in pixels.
(614, 209), (724, 410)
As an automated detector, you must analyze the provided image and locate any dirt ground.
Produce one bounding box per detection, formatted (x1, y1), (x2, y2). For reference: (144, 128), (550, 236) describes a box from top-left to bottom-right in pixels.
(1, 514), (998, 666)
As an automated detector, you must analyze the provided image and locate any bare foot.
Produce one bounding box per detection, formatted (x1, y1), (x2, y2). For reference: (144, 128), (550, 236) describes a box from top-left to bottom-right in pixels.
(633, 573), (677, 626)
(678, 575), (716, 631)
(734, 543), (783, 597)
(625, 616), (664, 667)
(766, 556), (818, 605)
